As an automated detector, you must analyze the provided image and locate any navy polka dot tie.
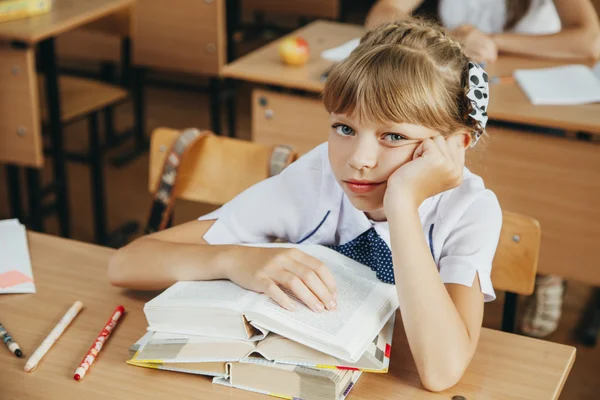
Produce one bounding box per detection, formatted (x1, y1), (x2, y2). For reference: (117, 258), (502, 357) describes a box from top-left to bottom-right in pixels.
(327, 228), (395, 284)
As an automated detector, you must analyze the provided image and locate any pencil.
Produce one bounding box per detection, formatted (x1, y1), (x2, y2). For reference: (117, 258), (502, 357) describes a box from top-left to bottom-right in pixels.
(24, 300), (83, 372)
(74, 305), (125, 381)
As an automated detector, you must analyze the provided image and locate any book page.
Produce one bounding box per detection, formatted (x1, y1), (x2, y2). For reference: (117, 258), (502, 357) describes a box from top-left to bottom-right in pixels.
(0, 219), (35, 294)
(147, 280), (257, 313)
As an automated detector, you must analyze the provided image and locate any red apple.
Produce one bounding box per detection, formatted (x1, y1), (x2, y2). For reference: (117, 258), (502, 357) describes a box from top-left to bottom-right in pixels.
(279, 36), (310, 66)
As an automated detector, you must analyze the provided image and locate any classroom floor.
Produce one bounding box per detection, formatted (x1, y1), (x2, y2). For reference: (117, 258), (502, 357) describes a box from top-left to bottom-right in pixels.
(1, 81), (598, 399)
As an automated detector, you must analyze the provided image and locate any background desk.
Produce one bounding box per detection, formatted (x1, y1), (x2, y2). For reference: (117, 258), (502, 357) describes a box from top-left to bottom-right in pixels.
(0, 0), (136, 237)
(222, 20), (600, 287)
(0, 233), (575, 399)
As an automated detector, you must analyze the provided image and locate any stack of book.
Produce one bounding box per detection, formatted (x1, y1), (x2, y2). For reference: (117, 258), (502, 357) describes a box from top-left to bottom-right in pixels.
(127, 243), (399, 400)
(0, 0), (53, 23)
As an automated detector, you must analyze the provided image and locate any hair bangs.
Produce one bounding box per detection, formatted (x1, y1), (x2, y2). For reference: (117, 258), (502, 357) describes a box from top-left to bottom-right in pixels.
(323, 45), (462, 134)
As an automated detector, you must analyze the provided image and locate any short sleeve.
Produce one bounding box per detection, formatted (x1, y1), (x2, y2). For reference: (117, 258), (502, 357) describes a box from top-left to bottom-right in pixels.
(438, 191), (502, 302)
(198, 144), (327, 245)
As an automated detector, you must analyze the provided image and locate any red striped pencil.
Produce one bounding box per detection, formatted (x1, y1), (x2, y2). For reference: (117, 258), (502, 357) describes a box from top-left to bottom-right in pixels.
(73, 305), (125, 381)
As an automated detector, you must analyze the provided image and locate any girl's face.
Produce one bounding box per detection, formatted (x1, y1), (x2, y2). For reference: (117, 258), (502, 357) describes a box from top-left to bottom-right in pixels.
(327, 113), (439, 221)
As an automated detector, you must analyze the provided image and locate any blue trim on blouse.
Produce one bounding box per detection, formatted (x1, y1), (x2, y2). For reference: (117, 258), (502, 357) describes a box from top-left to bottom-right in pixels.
(297, 210), (331, 244)
(428, 223), (435, 258)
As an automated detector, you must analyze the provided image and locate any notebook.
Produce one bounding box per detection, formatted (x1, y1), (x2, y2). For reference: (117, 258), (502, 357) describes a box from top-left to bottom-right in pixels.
(0, 219), (35, 294)
(514, 63), (600, 105)
(129, 313), (395, 373)
(321, 39), (360, 63)
(143, 243), (399, 363)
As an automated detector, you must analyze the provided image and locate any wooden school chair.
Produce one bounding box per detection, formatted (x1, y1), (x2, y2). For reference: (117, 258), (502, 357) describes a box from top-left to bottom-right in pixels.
(146, 127), (540, 333)
(146, 127), (297, 233)
(491, 212), (541, 333)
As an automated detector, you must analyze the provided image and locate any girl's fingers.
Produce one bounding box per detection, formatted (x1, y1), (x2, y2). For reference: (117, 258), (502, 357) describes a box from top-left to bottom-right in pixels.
(260, 277), (296, 311)
(276, 269), (326, 313)
(288, 250), (337, 296)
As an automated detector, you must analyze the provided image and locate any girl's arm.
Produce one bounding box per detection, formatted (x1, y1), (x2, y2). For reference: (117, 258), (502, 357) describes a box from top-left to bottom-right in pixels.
(365, 0), (424, 29)
(384, 135), (493, 391)
(108, 219), (338, 313)
(387, 206), (484, 392)
(492, 0), (600, 60)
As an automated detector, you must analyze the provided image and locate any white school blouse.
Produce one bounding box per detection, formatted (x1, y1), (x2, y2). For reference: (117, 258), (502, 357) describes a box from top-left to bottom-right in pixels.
(439, 0), (561, 35)
(199, 143), (502, 302)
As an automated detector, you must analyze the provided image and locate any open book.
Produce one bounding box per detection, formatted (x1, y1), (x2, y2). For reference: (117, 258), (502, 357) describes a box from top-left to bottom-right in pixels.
(213, 363), (361, 400)
(127, 331), (365, 400)
(514, 63), (600, 105)
(130, 313), (394, 373)
(144, 244), (399, 363)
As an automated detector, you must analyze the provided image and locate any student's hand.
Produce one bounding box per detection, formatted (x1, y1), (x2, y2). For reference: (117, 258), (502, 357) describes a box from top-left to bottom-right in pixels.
(383, 135), (466, 215)
(224, 246), (337, 313)
(450, 24), (498, 64)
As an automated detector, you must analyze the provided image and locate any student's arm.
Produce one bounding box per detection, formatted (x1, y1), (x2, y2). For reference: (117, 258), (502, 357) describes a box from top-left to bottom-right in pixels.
(384, 135), (494, 392)
(491, 0), (600, 60)
(365, 0), (424, 29)
(108, 220), (337, 313)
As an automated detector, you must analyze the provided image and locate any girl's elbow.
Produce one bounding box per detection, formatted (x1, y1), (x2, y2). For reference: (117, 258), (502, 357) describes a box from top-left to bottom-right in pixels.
(420, 360), (467, 392)
(590, 32), (600, 60)
(108, 247), (132, 287)
(579, 29), (600, 59)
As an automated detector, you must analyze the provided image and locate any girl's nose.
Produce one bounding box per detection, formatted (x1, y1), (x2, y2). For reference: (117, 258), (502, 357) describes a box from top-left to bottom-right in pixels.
(347, 136), (378, 171)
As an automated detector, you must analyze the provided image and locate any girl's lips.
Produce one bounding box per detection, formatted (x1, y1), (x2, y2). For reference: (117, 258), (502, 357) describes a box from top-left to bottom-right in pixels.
(344, 180), (383, 194)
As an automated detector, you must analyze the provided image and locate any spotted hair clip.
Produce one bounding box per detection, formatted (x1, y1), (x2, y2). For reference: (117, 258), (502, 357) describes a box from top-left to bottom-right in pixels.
(466, 61), (489, 147)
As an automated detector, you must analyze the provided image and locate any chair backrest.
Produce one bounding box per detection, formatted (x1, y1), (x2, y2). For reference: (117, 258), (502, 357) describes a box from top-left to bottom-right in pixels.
(148, 127), (298, 206)
(491, 211), (541, 296)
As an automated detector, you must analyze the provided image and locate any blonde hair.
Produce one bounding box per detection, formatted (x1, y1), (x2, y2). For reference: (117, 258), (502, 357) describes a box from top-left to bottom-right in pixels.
(322, 19), (484, 139)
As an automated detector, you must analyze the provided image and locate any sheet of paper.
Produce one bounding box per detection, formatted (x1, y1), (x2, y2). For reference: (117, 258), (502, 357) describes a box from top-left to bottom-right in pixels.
(321, 38), (360, 63)
(514, 64), (600, 105)
(0, 219), (35, 294)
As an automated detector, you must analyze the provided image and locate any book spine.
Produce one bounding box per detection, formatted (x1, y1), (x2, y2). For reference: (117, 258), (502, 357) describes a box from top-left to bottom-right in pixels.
(0, 0), (53, 23)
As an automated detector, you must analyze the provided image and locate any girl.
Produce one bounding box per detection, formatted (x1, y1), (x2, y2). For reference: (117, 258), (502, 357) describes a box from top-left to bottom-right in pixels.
(367, 0), (600, 63)
(368, 0), (600, 338)
(109, 19), (501, 392)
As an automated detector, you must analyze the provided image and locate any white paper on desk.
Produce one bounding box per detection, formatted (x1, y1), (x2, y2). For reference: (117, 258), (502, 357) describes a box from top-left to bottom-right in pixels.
(514, 63), (600, 105)
(320, 38), (360, 62)
(0, 219), (35, 294)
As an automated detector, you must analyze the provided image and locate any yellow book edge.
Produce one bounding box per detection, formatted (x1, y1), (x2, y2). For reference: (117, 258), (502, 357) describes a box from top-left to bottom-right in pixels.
(0, 0), (53, 23)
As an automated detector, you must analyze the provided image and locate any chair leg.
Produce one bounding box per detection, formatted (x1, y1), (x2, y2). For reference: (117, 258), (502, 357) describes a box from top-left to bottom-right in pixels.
(502, 292), (518, 333)
(579, 288), (600, 347)
(25, 168), (44, 232)
(6, 165), (23, 221)
(226, 79), (236, 138)
(101, 62), (118, 147)
(88, 113), (108, 245)
(209, 77), (222, 135)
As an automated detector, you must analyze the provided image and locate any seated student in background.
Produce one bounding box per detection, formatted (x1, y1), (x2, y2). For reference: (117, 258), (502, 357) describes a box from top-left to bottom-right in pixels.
(368, 0), (600, 338)
(367, 0), (600, 63)
(110, 19), (502, 391)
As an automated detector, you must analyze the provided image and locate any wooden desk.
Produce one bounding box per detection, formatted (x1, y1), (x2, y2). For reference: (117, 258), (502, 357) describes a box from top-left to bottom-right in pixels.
(0, 233), (575, 399)
(223, 21), (600, 134)
(0, 0), (135, 236)
(222, 20), (600, 286)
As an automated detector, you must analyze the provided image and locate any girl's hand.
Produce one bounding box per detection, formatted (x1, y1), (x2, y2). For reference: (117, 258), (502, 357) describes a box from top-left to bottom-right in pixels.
(384, 135), (466, 215)
(451, 24), (498, 64)
(224, 246), (337, 313)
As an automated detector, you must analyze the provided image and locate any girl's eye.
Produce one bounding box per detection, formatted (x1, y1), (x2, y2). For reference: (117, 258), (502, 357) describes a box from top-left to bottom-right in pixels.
(333, 124), (354, 136)
(383, 133), (406, 142)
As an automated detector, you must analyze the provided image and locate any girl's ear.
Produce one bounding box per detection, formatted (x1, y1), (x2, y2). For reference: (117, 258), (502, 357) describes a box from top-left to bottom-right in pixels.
(459, 132), (472, 149)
